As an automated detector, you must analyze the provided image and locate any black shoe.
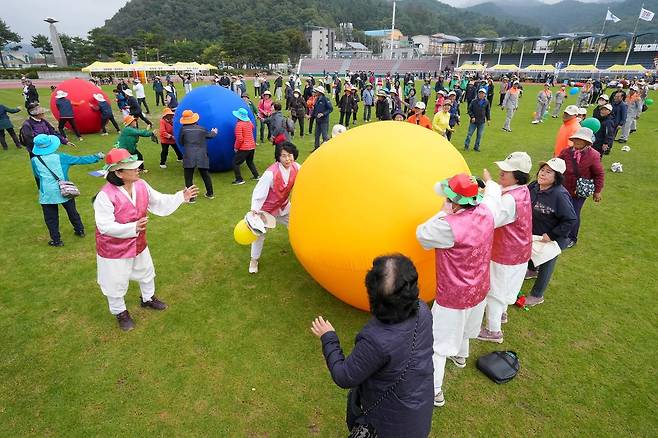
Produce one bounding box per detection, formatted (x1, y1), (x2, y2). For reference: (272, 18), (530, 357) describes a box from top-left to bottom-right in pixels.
(116, 310), (135, 331)
(232, 179), (246, 185)
(566, 239), (576, 249)
(251, 175), (260, 180)
(474, 148), (481, 152)
(48, 240), (64, 247)
(617, 139), (627, 143)
(204, 193), (215, 199)
(141, 296), (168, 310)
(74, 230), (85, 237)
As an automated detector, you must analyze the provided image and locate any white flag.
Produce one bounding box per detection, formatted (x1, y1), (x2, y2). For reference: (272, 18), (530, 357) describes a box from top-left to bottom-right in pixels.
(606, 9), (621, 23)
(639, 8), (655, 21)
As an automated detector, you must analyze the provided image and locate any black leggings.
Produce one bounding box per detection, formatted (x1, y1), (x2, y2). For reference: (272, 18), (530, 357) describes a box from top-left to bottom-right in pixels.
(160, 143), (183, 164)
(132, 113), (152, 127)
(58, 118), (81, 139)
(232, 149), (259, 180)
(259, 119), (271, 142)
(0, 127), (21, 149)
(291, 116), (305, 136)
(155, 92), (164, 106)
(41, 199), (83, 242)
(101, 116), (120, 133)
(184, 167), (213, 196)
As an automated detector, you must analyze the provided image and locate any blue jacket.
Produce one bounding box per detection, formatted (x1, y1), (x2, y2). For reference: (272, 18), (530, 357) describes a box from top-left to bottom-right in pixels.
(362, 88), (374, 106)
(98, 101), (113, 118)
(528, 181), (577, 248)
(0, 104), (20, 130)
(56, 98), (74, 118)
(31, 152), (101, 204)
(612, 101), (627, 127)
(153, 80), (164, 93)
(320, 301), (434, 438)
(311, 94), (333, 120)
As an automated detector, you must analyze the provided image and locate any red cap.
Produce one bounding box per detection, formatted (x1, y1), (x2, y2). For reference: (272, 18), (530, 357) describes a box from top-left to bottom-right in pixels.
(105, 148), (131, 165)
(448, 173), (478, 198)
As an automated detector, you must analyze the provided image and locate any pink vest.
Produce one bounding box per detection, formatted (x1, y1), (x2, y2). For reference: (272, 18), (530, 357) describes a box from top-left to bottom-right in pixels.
(261, 163), (298, 215)
(96, 180), (149, 259)
(491, 186), (533, 265)
(435, 204), (494, 309)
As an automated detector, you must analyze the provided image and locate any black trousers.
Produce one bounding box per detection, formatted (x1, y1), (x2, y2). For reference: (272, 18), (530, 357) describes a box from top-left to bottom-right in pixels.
(499, 94), (505, 106)
(352, 109), (358, 124)
(160, 142), (183, 164)
(184, 167), (213, 196)
(339, 111), (351, 126)
(138, 97), (150, 114)
(232, 149), (259, 181)
(132, 112), (152, 127)
(421, 95), (429, 106)
(259, 119), (271, 142)
(41, 199), (83, 242)
(58, 118), (81, 139)
(308, 115), (314, 133)
(291, 115), (305, 136)
(155, 91), (164, 106)
(0, 127), (21, 149)
(101, 116), (120, 133)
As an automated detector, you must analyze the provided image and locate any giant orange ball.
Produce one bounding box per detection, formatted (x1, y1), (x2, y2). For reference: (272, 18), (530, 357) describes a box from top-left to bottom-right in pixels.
(50, 78), (109, 134)
(289, 122), (470, 311)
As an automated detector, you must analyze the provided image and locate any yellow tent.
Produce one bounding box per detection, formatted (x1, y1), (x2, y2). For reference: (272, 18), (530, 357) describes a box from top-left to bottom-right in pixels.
(199, 64), (218, 71)
(487, 64), (519, 72)
(171, 61), (202, 71)
(456, 63), (485, 72)
(523, 64), (555, 73)
(81, 61), (131, 72)
(130, 61), (171, 71)
(562, 64), (599, 73)
(603, 64), (647, 73)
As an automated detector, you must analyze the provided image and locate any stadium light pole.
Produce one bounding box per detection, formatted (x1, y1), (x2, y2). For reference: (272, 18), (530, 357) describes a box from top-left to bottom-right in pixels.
(389, 1), (397, 60)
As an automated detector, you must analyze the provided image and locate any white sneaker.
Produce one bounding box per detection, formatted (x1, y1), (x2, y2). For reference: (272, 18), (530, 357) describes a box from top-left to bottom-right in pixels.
(101, 132), (109, 136)
(159, 164), (167, 169)
(448, 356), (467, 368)
(434, 390), (445, 407)
(531, 120), (540, 124)
(248, 259), (259, 274)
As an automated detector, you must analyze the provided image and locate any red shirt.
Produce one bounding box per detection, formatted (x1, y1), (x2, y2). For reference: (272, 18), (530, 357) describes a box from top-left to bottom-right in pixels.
(559, 146), (605, 197)
(234, 120), (256, 151)
(407, 114), (432, 130)
(159, 118), (175, 144)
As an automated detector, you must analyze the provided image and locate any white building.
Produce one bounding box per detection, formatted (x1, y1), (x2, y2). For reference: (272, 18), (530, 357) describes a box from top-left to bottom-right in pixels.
(0, 50), (44, 68)
(333, 42), (373, 59)
(412, 35), (430, 55)
(306, 27), (336, 59)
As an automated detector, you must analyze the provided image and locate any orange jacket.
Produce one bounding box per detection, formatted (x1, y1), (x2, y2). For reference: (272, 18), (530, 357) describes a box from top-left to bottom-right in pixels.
(407, 114), (432, 130)
(234, 120), (256, 151)
(553, 117), (580, 157)
(159, 117), (175, 144)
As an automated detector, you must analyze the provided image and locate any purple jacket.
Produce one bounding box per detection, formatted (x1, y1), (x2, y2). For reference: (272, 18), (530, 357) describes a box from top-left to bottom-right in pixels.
(320, 301), (434, 438)
(20, 118), (68, 152)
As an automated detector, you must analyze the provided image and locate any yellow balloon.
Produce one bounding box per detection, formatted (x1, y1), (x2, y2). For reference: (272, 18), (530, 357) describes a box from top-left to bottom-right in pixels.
(234, 219), (258, 245)
(289, 122), (470, 311)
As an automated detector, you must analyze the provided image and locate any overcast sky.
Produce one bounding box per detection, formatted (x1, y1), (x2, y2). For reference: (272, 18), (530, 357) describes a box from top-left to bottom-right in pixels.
(3, 0), (129, 41)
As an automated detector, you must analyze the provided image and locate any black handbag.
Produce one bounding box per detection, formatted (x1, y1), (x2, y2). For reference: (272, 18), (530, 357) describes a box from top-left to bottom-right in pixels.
(570, 151), (595, 199)
(476, 351), (520, 384)
(346, 303), (420, 431)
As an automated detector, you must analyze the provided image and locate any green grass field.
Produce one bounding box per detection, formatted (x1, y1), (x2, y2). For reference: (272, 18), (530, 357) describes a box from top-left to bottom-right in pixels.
(0, 80), (656, 437)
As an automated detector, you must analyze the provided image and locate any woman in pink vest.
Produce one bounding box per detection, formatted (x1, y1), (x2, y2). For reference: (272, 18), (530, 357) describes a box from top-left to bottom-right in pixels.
(93, 148), (199, 331)
(476, 152), (533, 344)
(416, 173), (502, 407)
(248, 142), (300, 274)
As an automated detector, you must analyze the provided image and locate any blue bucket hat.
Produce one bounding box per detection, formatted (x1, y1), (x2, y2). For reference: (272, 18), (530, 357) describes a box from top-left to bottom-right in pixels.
(32, 134), (61, 156)
(232, 107), (250, 122)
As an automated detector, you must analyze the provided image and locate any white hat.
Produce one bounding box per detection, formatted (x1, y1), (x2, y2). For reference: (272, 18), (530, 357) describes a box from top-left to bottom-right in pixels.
(414, 101), (426, 110)
(293, 88), (301, 95)
(578, 107), (587, 115)
(495, 152), (532, 174)
(616, 83), (623, 88)
(124, 89), (133, 96)
(569, 127), (594, 143)
(313, 85), (326, 94)
(598, 94), (609, 101)
(564, 105), (580, 116)
(630, 85), (639, 91)
(93, 93), (106, 102)
(601, 103), (613, 111)
(538, 157), (567, 174)
(55, 90), (68, 99)
(513, 80), (520, 85)
(447, 91), (456, 96)
(332, 124), (347, 138)
(438, 90), (446, 96)
(478, 88), (486, 93)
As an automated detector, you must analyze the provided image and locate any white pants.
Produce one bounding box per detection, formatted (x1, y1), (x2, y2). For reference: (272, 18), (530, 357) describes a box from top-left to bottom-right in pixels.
(483, 261), (527, 332)
(97, 247), (156, 315)
(275, 87), (282, 101)
(552, 101), (564, 117)
(250, 213), (289, 259)
(184, 83), (192, 94)
(620, 113), (638, 140)
(504, 107), (515, 130)
(431, 299), (486, 393)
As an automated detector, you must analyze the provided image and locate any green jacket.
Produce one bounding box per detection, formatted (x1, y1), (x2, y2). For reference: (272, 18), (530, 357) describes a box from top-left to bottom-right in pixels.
(117, 126), (152, 154)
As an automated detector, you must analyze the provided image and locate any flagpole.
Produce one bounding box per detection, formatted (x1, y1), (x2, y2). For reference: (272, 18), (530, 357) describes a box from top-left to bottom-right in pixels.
(624, 3), (644, 65)
(594, 12), (608, 68)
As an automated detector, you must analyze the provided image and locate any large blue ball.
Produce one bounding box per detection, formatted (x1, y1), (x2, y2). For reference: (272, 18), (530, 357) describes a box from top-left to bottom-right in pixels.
(173, 85), (257, 172)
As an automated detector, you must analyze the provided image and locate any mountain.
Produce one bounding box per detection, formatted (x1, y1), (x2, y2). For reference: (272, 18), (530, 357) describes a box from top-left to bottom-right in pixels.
(99, 0), (540, 39)
(465, 0), (658, 34)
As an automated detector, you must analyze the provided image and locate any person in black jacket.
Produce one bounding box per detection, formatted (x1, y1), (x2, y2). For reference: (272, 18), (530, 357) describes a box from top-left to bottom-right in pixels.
(525, 157), (577, 307)
(152, 76), (165, 106)
(289, 89), (307, 137)
(123, 89), (152, 127)
(309, 86), (333, 150)
(375, 91), (391, 121)
(311, 254), (433, 438)
(464, 89), (490, 152)
(90, 93), (120, 135)
(338, 87), (355, 127)
(593, 103), (615, 156)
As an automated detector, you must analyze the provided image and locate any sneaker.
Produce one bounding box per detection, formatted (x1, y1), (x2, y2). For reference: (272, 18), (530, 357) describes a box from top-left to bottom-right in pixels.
(525, 296), (544, 307)
(140, 295), (168, 310)
(501, 127), (511, 132)
(617, 138), (627, 143)
(525, 269), (538, 280)
(78, 137), (84, 142)
(448, 356), (466, 368)
(176, 159), (183, 163)
(101, 132), (109, 136)
(249, 259), (259, 274)
(188, 197), (196, 204)
(48, 240), (64, 247)
(531, 120), (540, 124)
(251, 175), (260, 180)
(477, 328), (504, 343)
(501, 312), (508, 324)
(116, 310), (135, 331)
(204, 193), (215, 199)
(232, 179), (246, 185)
(160, 164), (167, 169)
(434, 390), (445, 407)
(474, 148), (481, 152)
(566, 239), (576, 249)
(74, 230), (85, 238)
